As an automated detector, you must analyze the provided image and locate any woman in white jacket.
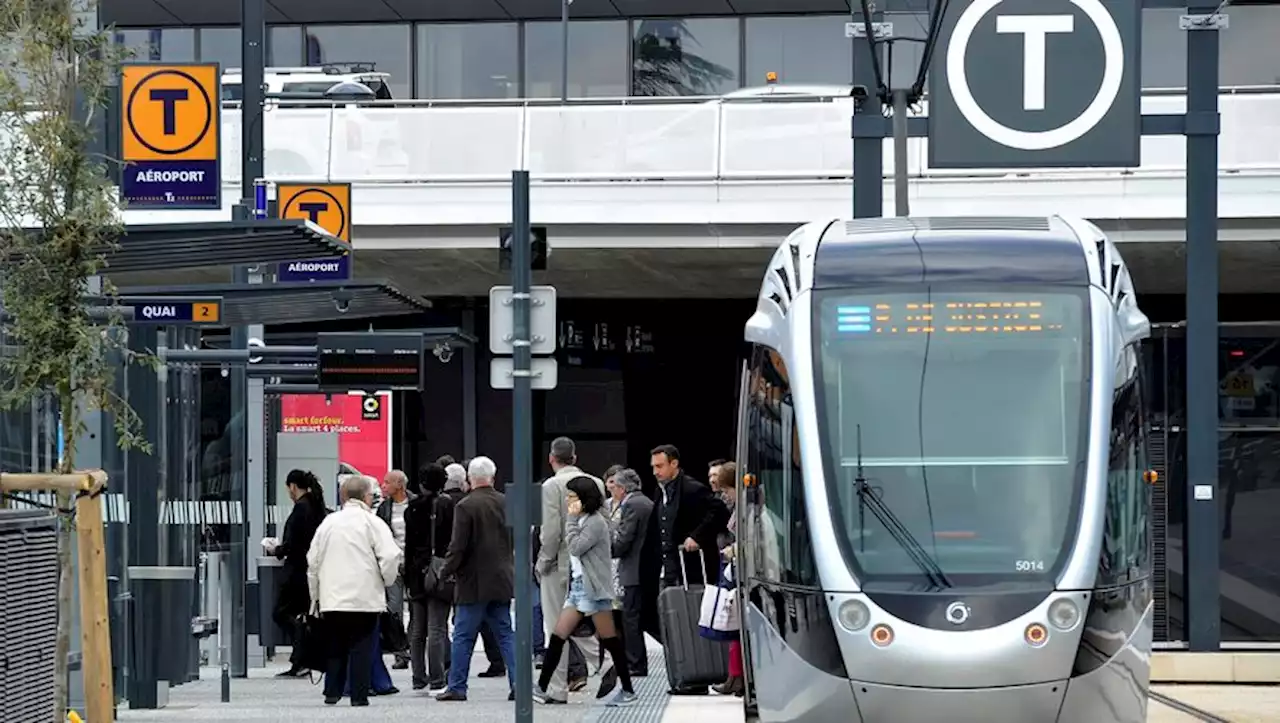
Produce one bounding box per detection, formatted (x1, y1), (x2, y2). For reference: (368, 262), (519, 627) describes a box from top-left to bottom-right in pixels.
(307, 474), (403, 707)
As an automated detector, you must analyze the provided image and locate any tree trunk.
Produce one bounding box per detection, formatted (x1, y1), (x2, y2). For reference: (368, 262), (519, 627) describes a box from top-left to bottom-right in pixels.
(52, 397), (77, 723)
(52, 491), (73, 723)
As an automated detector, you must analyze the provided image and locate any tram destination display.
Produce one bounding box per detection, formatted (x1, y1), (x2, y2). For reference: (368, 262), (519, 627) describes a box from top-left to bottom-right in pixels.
(831, 297), (1073, 337)
(818, 291), (1086, 467)
(317, 332), (423, 392)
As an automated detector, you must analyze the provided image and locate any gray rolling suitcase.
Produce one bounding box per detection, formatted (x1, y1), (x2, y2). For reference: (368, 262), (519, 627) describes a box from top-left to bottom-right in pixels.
(658, 551), (729, 689)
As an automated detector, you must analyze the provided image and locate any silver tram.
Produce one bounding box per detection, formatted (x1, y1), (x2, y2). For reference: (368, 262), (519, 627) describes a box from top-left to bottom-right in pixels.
(734, 216), (1154, 723)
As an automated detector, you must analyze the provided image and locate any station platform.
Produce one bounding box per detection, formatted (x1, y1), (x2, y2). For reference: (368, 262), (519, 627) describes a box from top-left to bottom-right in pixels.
(112, 635), (1280, 723)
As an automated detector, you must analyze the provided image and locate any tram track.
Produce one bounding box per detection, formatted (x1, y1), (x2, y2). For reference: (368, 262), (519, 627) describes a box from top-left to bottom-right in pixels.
(1149, 690), (1236, 723)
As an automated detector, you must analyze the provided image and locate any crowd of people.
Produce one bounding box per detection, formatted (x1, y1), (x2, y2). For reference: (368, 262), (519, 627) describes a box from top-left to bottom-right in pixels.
(265, 438), (740, 708)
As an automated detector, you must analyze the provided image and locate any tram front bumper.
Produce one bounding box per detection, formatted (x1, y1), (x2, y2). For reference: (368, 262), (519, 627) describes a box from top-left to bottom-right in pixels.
(851, 679), (1067, 723)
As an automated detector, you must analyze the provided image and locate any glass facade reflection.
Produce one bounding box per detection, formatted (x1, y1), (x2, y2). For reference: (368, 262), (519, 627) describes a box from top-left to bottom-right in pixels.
(1149, 324), (1280, 644)
(112, 8), (1279, 100)
(632, 18), (739, 96)
(525, 20), (628, 98)
(304, 24), (413, 98)
(744, 15), (850, 87)
(416, 23), (519, 99)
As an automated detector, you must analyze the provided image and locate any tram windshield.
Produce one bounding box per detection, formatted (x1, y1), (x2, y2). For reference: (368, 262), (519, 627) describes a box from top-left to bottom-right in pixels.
(812, 288), (1091, 587)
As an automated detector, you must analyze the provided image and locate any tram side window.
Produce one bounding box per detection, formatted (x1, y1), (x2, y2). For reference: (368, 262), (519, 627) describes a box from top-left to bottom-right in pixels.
(1102, 344), (1151, 585)
(745, 345), (819, 587)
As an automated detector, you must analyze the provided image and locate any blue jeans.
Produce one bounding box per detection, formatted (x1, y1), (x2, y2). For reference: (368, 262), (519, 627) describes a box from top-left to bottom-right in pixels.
(531, 579), (546, 655)
(448, 601), (516, 696)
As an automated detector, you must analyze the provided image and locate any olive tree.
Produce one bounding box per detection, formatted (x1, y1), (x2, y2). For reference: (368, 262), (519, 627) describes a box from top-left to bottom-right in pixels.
(0, 1), (151, 720)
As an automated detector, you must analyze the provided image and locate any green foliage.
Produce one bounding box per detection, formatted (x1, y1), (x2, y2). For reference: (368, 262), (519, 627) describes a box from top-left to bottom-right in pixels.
(0, 0), (153, 468)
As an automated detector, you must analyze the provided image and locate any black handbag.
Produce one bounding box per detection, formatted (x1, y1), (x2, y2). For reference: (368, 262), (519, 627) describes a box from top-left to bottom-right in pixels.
(422, 496), (456, 601)
(294, 614), (329, 672)
(379, 610), (409, 653)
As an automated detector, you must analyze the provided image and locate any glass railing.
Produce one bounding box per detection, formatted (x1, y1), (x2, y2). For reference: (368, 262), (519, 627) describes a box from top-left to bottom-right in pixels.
(214, 87), (1280, 183)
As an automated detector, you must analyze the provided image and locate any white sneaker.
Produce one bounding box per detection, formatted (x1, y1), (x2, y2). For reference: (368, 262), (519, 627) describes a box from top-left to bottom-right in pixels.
(606, 689), (638, 707)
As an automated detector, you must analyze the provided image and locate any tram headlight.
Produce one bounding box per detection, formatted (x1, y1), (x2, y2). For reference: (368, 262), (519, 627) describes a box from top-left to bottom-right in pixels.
(837, 600), (871, 632)
(1048, 598), (1081, 631)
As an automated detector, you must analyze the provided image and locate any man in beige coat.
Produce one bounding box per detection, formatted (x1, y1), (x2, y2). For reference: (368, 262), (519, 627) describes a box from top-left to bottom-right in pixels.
(535, 437), (608, 703)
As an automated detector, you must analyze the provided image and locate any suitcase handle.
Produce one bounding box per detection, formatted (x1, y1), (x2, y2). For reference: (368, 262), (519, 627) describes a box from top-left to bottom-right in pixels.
(676, 547), (709, 590)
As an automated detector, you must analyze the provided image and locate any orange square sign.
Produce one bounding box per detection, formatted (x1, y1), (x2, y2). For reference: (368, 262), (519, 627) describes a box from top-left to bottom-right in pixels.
(277, 183), (353, 243)
(121, 64), (220, 163)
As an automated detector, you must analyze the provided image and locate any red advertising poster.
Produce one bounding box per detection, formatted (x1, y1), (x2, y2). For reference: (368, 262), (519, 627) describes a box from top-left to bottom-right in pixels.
(280, 392), (393, 484)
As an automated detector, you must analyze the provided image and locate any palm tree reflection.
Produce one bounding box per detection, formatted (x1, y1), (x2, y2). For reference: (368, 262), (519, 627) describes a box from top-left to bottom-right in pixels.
(633, 20), (733, 96)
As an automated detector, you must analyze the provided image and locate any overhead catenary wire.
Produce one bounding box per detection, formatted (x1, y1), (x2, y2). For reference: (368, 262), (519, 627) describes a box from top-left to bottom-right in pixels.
(912, 0), (954, 100)
(857, 0), (889, 100)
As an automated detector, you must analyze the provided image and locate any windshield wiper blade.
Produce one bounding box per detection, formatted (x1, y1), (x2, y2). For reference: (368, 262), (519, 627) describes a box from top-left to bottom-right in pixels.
(854, 425), (951, 590)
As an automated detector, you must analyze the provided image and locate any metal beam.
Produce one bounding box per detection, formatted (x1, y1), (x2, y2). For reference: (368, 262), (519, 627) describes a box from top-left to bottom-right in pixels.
(158, 346), (316, 364)
(264, 384), (321, 394)
(0, 307), (136, 323)
(1183, 1), (1224, 652)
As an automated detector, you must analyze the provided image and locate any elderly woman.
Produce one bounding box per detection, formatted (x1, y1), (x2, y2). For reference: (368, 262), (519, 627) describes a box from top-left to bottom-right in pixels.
(709, 461), (744, 697)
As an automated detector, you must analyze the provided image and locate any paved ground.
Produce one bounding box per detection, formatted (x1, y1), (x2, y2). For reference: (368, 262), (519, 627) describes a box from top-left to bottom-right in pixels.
(117, 638), (674, 723)
(1150, 684), (1280, 722)
(112, 639), (1280, 723)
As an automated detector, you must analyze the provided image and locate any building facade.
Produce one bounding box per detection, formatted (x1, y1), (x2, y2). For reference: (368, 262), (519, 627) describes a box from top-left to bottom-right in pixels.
(105, 4), (1280, 100)
(83, 0), (1280, 653)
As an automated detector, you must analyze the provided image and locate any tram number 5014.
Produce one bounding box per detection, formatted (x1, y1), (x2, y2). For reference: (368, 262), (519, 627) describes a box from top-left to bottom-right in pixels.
(1015, 559), (1046, 572)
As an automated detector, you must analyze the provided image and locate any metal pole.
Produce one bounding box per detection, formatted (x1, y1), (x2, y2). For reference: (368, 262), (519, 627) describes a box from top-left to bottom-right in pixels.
(1183, 3), (1222, 652)
(510, 170), (534, 723)
(891, 88), (910, 217)
(851, 7), (884, 218)
(230, 0), (266, 681)
(559, 0), (570, 102)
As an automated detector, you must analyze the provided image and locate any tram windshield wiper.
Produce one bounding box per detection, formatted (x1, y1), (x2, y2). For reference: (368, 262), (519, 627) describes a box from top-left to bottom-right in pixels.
(854, 425), (952, 590)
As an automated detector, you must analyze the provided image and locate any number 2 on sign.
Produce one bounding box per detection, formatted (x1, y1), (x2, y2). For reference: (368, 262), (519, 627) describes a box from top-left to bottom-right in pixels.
(164, 191), (174, 203)
(1015, 559), (1045, 572)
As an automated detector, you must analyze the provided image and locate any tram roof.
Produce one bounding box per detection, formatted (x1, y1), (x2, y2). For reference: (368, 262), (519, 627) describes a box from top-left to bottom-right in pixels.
(811, 216), (1093, 289)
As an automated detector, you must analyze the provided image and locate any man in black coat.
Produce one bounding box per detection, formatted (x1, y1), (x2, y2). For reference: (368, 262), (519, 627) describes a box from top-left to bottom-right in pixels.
(435, 456), (517, 702)
(651, 444), (729, 588)
(649, 445), (729, 696)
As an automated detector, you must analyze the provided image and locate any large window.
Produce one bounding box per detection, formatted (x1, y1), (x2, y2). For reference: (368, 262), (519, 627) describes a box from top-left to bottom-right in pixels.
(813, 289), (1091, 586)
(198, 28), (241, 69)
(269, 26), (304, 66)
(745, 16), (851, 88)
(633, 18), (740, 96)
(1143, 5), (1280, 88)
(114, 28), (195, 63)
(416, 23), (519, 99)
(743, 346), (819, 587)
(304, 24), (412, 98)
(525, 20), (628, 98)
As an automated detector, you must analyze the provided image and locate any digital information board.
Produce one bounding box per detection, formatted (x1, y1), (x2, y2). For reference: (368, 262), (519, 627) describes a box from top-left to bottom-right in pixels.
(833, 298), (1071, 337)
(317, 332), (423, 392)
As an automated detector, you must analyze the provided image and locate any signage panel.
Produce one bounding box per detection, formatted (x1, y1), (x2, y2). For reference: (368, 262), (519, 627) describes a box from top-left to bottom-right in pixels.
(489, 285), (558, 355)
(130, 298), (222, 325)
(279, 392), (392, 486)
(927, 0), (1141, 168)
(120, 63), (222, 209)
(317, 332), (422, 392)
(276, 182), (353, 281)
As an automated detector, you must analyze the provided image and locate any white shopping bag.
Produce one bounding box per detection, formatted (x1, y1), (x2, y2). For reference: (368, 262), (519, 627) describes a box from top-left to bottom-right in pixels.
(698, 568), (740, 640)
